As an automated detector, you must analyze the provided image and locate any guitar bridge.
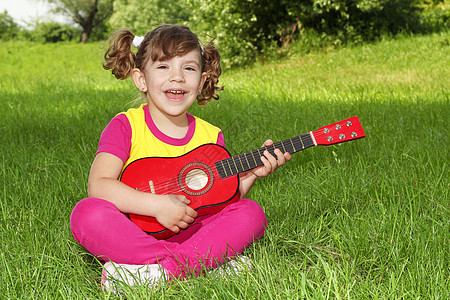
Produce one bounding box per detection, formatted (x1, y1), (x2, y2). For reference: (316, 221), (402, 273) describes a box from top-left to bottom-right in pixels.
(149, 180), (156, 194)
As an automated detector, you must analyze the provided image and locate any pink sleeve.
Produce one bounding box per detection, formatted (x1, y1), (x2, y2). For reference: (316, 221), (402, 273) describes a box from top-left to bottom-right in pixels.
(96, 114), (131, 164)
(217, 131), (225, 147)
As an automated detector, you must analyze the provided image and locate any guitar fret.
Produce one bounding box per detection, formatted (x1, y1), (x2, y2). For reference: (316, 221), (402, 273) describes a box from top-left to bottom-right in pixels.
(258, 147), (263, 157)
(250, 150), (258, 168)
(290, 137), (298, 149)
(284, 139), (295, 154)
(243, 153), (251, 170)
(231, 156), (240, 173)
(254, 149), (263, 165)
(234, 157), (240, 173)
(299, 133), (314, 149)
(226, 158), (233, 176)
(246, 151), (257, 169)
(241, 153), (250, 170)
(299, 135), (305, 149)
(279, 141), (287, 153)
(237, 154), (245, 172)
(289, 138), (296, 152)
(220, 160), (228, 178)
(229, 157), (238, 175)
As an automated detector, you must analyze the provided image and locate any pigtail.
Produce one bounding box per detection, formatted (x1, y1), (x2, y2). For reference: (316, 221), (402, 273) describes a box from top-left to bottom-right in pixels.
(103, 29), (136, 80)
(198, 42), (224, 105)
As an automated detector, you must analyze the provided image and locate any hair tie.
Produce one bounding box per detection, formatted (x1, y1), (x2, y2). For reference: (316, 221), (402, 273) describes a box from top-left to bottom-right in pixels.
(132, 36), (144, 48)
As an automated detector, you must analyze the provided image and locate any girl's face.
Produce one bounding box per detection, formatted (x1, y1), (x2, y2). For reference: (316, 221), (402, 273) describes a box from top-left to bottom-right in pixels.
(133, 49), (207, 119)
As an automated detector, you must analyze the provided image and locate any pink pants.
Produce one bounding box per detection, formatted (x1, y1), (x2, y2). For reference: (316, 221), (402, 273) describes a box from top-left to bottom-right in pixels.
(70, 197), (267, 277)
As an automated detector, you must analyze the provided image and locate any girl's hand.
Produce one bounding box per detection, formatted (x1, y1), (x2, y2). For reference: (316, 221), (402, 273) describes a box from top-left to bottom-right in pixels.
(238, 139), (291, 198)
(250, 139), (291, 179)
(152, 194), (198, 233)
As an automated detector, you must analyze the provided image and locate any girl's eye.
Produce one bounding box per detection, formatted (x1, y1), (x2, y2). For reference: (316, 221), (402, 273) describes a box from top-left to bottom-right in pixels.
(185, 66), (196, 71)
(157, 65), (168, 69)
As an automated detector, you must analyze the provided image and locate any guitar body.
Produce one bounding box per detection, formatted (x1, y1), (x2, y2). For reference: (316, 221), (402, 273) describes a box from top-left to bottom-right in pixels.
(120, 144), (240, 239)
(119, 116), (366, 240)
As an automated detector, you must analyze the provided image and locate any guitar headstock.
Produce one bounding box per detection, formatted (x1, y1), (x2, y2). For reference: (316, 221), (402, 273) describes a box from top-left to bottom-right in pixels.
(311, 116), (365, 146)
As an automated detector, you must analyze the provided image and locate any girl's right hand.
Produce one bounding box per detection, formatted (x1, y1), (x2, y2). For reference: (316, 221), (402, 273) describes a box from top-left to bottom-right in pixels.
(88, 152), (198, 233)
(152, 194), (198, 233)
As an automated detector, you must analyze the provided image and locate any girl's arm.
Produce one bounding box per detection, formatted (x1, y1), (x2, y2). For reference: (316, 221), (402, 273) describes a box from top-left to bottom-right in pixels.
(88, 152), (197, 233)
(238, 139), (291, 198)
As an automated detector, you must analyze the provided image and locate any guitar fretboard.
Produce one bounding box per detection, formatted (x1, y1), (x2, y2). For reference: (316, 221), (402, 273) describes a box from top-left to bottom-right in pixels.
(215, 133), (315, 179)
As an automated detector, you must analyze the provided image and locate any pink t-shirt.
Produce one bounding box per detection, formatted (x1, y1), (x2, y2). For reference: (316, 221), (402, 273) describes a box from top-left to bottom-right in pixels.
(97, 107), (225, 164)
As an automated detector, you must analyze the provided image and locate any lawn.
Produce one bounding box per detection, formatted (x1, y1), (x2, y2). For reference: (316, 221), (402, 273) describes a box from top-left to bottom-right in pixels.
(0, 32), (448, 298)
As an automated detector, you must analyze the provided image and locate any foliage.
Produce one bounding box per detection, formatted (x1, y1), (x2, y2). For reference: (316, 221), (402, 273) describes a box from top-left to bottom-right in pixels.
(419, 0), (450, 31)
(46, 0), (114, 42)
(22, 21), (80, 43)
(185, 0), (449, 68)
(0, 10), (20, 40)
(109, 0), (189, 35)
(186, 0), (286, 68)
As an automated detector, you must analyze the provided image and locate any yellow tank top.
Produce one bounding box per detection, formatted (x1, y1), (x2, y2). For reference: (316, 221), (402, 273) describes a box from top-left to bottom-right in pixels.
(122, 104), (222, 170)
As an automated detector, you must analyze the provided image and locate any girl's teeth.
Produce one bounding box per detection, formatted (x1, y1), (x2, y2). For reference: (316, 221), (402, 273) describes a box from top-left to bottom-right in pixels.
(168, 90), (184, 94)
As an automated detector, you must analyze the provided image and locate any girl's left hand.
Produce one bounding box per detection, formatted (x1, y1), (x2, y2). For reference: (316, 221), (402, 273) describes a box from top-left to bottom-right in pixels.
(249, 139), (291, 179)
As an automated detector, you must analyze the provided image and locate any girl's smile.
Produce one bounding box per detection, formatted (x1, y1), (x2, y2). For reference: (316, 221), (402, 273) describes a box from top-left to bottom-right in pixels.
(165, 89), (188, 102)
(133, 50), (207, 121)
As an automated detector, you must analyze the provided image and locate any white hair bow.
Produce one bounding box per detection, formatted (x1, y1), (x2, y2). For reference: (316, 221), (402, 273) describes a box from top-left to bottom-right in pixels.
(132, 36), (144, 48)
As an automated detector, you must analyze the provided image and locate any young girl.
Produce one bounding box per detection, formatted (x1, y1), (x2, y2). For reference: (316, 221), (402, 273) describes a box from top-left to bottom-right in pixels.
(70, 24), (291, 292)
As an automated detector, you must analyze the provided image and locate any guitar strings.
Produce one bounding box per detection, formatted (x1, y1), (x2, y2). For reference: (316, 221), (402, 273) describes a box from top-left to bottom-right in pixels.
(128, 137), (305, 193)
(129, 135), (308, 192)
(129, 162), (219, 194)
(127, 127), (359, 193)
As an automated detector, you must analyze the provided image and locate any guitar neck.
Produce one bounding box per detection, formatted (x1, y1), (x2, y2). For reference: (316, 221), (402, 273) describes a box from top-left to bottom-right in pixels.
(215, 133), (315, 179)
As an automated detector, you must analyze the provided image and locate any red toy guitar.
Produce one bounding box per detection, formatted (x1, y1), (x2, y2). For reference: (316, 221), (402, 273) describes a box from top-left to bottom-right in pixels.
(120, 116), (365, 239)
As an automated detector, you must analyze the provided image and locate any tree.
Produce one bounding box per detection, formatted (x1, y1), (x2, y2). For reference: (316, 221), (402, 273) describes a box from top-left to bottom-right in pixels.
(109, 0), (189, 35)
(0, 10), (20, 40)
(46, 0), (113, 42)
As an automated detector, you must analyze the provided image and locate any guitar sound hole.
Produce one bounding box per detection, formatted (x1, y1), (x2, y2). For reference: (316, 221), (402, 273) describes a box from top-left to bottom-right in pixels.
(185, 168), (208, 190)
(179, 162), (214, 196)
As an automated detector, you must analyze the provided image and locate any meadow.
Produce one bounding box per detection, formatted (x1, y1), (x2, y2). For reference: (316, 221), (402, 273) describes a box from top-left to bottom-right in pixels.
(0, 32), (448, 298)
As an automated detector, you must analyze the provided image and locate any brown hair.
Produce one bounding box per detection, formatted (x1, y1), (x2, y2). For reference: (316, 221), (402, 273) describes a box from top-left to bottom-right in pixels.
(103, 25), (223, 105)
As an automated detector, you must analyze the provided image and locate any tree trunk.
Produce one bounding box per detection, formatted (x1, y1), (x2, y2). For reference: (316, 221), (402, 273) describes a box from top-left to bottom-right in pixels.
(80, 28), (92, 43)
(78, 0), (98, 43)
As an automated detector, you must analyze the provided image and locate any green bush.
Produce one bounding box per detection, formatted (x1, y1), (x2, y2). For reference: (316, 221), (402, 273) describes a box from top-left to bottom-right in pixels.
(0, 10), (20, 40)
(23, 22), (79, 43)
(186, 0), (449, 68)
(109, 0), (189, 35)
(104, 0), (450, 68)
(419, 0), (450, 31)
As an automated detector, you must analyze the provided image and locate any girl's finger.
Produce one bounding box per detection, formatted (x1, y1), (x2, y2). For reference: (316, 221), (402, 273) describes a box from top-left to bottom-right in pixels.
(169, 225), (180, 233)
(187, 207), (198, 218)
(178, 221), (189, 229)
(263, 139), (274, 147)
(274, 148), (287, 166)
(264, 150), (278, 169)
(260, 151), (275, 174)
(183, 214), (195, 224)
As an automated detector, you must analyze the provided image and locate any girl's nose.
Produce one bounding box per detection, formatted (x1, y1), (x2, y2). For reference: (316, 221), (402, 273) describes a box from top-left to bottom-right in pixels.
(169, 68), (185, 82)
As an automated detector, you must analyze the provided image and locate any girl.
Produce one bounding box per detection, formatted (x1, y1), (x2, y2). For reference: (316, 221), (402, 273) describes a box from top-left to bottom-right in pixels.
(70, 24), (291, 292)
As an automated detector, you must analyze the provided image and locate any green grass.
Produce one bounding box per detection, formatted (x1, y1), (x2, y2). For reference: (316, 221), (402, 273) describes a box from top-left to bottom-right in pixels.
(0, 32), (448, 298)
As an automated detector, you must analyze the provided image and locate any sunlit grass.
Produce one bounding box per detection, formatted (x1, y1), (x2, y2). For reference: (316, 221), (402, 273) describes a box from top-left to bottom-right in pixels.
(0, 32), (448, 298)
